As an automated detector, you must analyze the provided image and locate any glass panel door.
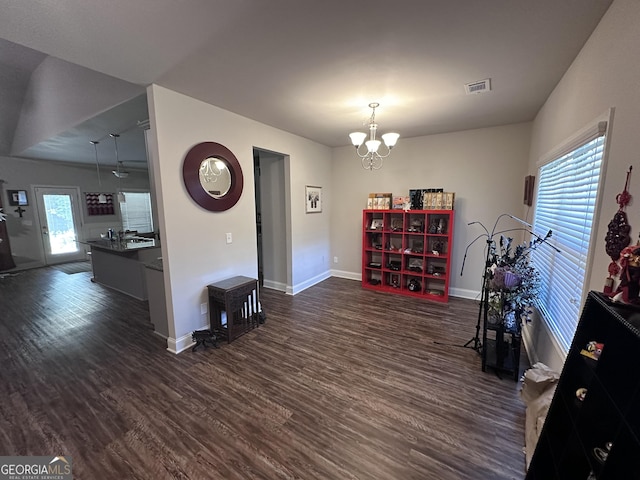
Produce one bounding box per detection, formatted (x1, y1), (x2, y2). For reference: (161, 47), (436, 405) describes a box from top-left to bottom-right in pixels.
(35, 187), (85, 265)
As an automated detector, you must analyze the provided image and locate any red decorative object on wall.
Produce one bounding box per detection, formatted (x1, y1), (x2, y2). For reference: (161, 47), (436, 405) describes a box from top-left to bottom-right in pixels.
(604, 166), (633, 293)
(85, 193), (115, 216)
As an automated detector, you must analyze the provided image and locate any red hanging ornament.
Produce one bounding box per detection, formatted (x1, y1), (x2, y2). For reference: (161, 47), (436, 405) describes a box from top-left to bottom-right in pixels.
(616, 168), (633, 209)
(605, 166), (633, 293)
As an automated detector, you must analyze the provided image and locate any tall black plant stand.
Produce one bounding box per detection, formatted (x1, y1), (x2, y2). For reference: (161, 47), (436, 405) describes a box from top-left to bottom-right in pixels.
(462, 238), (494, 354)
(461, 213), (556, 378)
(481, 288), (522, 381)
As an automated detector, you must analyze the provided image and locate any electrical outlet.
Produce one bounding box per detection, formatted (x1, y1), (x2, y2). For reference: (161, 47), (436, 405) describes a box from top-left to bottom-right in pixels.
(334, 256), (338, 264)
(226, 232), (232, 244)
(200, 303), (207, 315)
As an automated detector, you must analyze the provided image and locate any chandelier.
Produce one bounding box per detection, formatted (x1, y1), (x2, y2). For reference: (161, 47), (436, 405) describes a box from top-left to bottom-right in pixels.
(199, 157), (225, 184)
(349, 102), (399, 170)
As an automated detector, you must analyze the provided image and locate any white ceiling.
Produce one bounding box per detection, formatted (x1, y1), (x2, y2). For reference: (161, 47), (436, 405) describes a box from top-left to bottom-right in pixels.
(0, 0), (613, 166)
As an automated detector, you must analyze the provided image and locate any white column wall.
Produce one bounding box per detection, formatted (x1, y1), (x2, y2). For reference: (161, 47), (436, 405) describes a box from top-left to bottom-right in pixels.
(147, 85), (332, 352)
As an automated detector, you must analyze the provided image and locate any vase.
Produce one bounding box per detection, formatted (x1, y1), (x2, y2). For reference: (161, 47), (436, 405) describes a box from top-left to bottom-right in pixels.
(504, 271), (521, 289)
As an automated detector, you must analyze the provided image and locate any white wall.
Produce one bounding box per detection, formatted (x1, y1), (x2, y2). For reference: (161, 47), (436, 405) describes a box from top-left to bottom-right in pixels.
(258, 151), (288, 291)
(330, 122), (532, 298)
(147, 85), (332, 352)
(525, 0), (640, 372)
(0, 155), (150, 268)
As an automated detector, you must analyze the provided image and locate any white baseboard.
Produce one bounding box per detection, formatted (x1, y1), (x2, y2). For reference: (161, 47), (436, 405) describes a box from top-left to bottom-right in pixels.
(288, 270), (331, 295)
(331, 269), (361, 281)
(263, 279), (287, 292)
(324, 270), (481, 300)
(449, 287), (481, 300)
(262, 269), (483, 302)
(166, 332), (196, 354)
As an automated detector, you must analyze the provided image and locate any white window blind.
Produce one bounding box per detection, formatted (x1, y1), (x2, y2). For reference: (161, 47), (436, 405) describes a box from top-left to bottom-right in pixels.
(119, 192), (154, 233)
(531, 133), (605, 352)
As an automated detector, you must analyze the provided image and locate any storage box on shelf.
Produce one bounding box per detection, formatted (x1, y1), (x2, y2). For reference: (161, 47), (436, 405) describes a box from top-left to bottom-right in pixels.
(526, 291), (640, 479)
(362, 209), (454, 302)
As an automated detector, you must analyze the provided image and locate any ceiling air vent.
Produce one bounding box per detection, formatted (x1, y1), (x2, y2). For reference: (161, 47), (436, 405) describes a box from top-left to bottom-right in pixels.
(465, 78), (491, 95)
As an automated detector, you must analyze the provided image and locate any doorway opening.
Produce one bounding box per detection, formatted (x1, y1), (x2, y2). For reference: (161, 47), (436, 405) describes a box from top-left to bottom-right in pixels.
(253, 148), (288, 292)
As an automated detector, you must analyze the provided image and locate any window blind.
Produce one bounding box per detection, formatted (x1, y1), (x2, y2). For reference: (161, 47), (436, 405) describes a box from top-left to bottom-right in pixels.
(119, 192), (154, 233)
(531, 134), (605, 352)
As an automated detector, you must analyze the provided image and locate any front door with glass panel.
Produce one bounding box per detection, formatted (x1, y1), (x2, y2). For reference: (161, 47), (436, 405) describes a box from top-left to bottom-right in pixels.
(35, 187), (85, 265)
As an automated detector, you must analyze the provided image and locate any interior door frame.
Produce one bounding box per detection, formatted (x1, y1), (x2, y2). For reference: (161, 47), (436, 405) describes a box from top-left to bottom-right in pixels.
(253, 148), (291, 292)
(33, 185), (86, 265)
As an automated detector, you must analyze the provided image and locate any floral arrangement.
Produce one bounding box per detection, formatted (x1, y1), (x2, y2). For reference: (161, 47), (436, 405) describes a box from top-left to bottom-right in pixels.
(486, 235), (541, 333)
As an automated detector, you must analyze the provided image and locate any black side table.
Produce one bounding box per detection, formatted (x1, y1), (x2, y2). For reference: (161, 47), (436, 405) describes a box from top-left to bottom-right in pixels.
(207, 276), (260, 343)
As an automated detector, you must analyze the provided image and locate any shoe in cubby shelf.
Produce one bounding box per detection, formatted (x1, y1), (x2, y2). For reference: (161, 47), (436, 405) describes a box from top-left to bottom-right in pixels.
(362, 209), (454, 302)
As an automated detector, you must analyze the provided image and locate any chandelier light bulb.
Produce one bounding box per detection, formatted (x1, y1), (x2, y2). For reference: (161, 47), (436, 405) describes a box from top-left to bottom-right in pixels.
(349, 132), (367, 147)
(381, 132), (399, 148)
(366, 139), (381, 153)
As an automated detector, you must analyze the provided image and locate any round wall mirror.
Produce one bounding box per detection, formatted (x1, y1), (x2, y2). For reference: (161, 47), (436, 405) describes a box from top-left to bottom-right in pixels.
(183, 142), (244, 211)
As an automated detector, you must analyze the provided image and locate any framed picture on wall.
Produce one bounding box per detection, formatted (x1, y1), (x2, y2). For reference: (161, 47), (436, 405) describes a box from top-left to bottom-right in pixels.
(85, 192), (115, 216)
(7, 190), (28, 206)
(305, 185), (322, 213)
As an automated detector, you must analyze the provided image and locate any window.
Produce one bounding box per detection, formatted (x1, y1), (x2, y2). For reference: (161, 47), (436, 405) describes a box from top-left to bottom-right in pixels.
(119, 191), (154, 233)
(531, 124), (607, 353)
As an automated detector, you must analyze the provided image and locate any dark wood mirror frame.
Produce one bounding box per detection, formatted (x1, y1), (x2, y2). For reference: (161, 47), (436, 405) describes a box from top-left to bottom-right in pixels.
(182, 141), (244, 212)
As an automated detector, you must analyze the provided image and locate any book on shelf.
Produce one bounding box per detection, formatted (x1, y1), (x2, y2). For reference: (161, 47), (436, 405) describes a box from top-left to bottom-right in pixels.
(433, 192), (439, 208)
(392, 196), (409, 210)
(421, 191), (456, 210)
(367, 192), (392, 210)
(422, 192), (432, 210)
(409, 189), (424, 209)
(368, 191), (455, 210)
(444, 192), (455, 210)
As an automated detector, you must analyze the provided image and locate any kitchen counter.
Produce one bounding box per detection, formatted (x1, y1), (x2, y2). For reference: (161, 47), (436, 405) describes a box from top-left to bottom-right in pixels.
(86, 237), (158, 254)
(86, 238), (161, 300)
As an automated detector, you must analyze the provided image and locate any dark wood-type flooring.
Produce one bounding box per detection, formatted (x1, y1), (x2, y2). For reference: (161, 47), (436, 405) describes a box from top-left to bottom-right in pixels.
(0, 266), (526, 479)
